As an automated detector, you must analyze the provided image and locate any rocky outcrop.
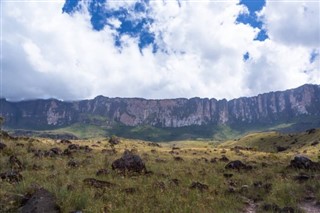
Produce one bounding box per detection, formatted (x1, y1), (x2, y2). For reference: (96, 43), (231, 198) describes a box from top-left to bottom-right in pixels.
(0, 84), (319, 129)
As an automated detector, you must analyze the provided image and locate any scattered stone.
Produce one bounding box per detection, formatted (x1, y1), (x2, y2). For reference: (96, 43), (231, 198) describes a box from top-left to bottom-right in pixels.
(306, 128), (316, 134)
(294, 173), (310, 182)
(311, 141), (319, 146)
(96, 169), (110, 176)
(227, 186), (236, 193)
(63, 149), (72, 156)
(173, 156), (184, 161)
(111, 150), (146, 174)
(210, 158), (218, 163)
(19, 188), (61, 213)
(201, 157), (209, 163)
(155, 158), (167, 163)
(49, 147), (62, 155)
(108, 136), (120, 145)
(67, 160), (79, 168)
(83, 178), (116, 189)
(0, 142), (7, 150)
(147, 142), (161, 147)
(225, 160), (251, 170)
(219, 155), (229, 162)
(280, 206), (294, 213)
(0, 170), (23, 183)
(68, 144), (79, 150)
(9, 155), (24, 170)
(276, 146), (288, 152)
(60, 139), (72, 144)
(16, 143), (25, 147)
(123, 187), (137, 194)
(289, 155), (320, 170)
(261, 203), (281, 212)
(189, 181), (209, 191)
(240, 185), (249, 193)
(169, 178), (180, 186)
(153, 181), (166, 190)
(223, 173), (233, 178)
(79, 145), (92, 153)
(32, 164), (42, 171)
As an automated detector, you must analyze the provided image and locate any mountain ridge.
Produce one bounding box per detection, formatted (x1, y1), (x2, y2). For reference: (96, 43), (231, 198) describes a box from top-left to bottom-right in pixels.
(1, 84), (320, 140)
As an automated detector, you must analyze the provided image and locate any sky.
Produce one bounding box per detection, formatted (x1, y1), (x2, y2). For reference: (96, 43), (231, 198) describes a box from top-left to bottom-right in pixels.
(1, 0), (320, 101)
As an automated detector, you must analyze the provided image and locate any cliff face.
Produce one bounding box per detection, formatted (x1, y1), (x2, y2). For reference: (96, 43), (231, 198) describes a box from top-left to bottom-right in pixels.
(1, 84), (320, 129)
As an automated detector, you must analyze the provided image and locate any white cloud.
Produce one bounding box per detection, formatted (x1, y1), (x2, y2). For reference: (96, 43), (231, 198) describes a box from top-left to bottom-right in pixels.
(2, 0), (319, 101)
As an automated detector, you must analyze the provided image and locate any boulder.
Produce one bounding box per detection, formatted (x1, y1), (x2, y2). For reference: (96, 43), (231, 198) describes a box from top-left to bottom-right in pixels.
(0, 170), (23, 183)
(111, 150), (146, 174)
(289, 155), (320, 170)
(49, 148), (62, 156)
(19, 188), (60, 213)
(83, 178), (116, 189)
(9, 155), (24, 170)
(0, 142), (7, 150)
(225, 160), (250, 170)
(96, 169), (110, 176)
(189, 181), (209, 191)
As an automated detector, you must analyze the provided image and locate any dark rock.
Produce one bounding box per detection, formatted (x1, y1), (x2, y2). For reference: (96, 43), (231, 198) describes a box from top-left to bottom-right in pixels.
(276, 146), (288, 152)
(311, 141), (319, 146)
(289, 155), (320, 170)
(223, 173), (233, 178)
(173, 156), (184, 161)
(306, 128), (316, 134)
(0, 170), (23, 183)
(294, 173), (310, 182)
(210, 158), (218, 163)
(189, 181), (209, 191)
(16, 143), (25, 147)
(60, 139), (72, 144)
(169, 178), (180, 186)
(67, 160), (79, 168)
(123, 187), (137, 194)
(83, 178), (116, 189)
(0, 142), (7, 150)
(147, 142), (161, 147)
(96, 169), (110, 176)
(280, 206), (294, 213)
(153, 181), (166, 190)
(80, 145), (92, 153)
(111, 150), (146, 174)
(225, 160), (250, 170)
(68, 144), (79, 150)
(108, 136), (120, 145)
(49, 147), (62, 155)
(63, 149), (72, 156)
(219, 155), (229, 162)
(19, 188), (60, 213)
(32, 164), (42, 171)
(155, 158), (167, 163)
(9, 155), (24, 170)
(33, 150), (45, 158)
(262, 203), (281, 212)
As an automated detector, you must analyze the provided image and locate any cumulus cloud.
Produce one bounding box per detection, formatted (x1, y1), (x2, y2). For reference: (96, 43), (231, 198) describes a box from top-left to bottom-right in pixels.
(2, 0), (319, 101)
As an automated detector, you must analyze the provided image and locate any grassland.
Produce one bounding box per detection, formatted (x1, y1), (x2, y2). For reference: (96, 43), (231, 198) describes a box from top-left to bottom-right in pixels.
(0, 129), (320, 212)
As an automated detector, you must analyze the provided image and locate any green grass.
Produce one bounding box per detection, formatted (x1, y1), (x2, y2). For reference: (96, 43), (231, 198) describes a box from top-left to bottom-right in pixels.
(1, 129), (320, 212)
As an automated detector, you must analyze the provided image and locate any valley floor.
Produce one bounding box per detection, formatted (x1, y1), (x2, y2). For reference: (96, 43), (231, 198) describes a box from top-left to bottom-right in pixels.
(0, 130), (320, 212)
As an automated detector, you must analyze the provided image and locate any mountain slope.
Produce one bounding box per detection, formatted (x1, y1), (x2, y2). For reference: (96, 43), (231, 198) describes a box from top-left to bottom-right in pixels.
(1, 84), (320, 140)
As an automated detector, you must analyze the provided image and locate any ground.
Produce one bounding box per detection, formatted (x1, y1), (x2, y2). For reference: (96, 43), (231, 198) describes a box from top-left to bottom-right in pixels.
(0, 129), (320, 212)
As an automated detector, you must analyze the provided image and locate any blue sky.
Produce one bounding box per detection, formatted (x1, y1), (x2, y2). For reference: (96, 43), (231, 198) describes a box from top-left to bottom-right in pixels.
(2, 0), (320, 100)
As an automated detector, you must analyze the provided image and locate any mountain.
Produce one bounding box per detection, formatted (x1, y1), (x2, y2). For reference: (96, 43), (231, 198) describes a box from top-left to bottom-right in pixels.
(1, 84), (320, 141)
